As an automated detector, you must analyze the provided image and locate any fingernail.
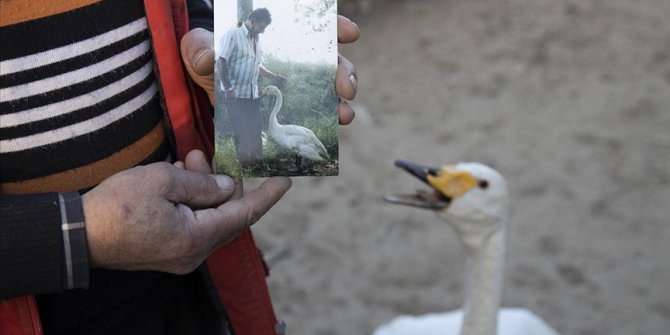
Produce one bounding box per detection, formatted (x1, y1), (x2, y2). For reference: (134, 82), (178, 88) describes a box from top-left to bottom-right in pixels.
(193, 49), (214, 76)
(349, 74), (357, 90)
(214, 176), (235, 191)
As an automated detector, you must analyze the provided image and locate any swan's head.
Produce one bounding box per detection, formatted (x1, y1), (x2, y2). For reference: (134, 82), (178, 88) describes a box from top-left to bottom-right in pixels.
(262, 85), (281, 96)
(385, 160), (509, 233)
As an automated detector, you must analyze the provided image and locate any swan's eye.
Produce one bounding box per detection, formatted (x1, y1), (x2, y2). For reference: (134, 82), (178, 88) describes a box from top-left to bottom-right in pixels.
(478, 180), (489, 189)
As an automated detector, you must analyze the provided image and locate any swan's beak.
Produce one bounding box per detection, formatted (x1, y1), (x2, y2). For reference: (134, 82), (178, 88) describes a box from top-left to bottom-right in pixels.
(384, 160), (451, 210)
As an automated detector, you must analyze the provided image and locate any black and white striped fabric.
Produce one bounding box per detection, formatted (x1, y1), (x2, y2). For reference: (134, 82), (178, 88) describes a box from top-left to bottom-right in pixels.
(0, 0), (169, 193)
(217, 24), (263, 99)
(1, 2), (229, 333)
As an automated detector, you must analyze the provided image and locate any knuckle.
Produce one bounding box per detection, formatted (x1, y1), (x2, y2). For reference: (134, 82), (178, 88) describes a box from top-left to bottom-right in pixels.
(149, 163), (176, 191)
(152, 162), (174, 180)
(241, 199), (262, 226)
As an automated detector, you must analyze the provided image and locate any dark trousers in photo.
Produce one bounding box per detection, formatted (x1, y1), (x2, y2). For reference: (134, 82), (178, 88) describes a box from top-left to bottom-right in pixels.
(226, 98), (262, 166)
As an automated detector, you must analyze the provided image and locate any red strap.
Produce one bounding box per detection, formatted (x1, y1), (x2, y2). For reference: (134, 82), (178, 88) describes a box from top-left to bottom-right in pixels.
(144, 1), (278, 334)
(207, 230), (279, 335)
(0, 296), (43, 335)
(143, 0), (213, 160)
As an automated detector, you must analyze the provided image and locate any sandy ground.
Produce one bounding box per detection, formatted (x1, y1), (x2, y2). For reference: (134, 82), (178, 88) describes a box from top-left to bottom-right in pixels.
(247, 0), (670, 334)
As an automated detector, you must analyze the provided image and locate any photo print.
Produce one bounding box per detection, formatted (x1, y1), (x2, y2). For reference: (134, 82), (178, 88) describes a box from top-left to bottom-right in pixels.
(214, 0), (339, 177)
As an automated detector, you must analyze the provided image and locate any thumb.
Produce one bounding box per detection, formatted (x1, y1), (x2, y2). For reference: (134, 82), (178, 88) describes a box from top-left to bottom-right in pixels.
(180, 28), (215, 104)
(163, 166), (235, 208)
(184, 149), (213, 174)
(192, 177), (292, 249)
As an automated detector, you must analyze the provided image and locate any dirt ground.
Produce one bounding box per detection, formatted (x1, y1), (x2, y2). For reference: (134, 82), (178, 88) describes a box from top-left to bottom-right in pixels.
(247, 0), (670, 334)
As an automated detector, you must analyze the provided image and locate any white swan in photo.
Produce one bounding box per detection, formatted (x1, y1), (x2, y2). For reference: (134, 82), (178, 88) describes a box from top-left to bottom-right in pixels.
(262, 85), (330, 169)
(374, 160), (560, 335)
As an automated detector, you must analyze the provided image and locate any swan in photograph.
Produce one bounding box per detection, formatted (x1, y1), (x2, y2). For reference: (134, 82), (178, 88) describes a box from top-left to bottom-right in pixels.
(262, 85), (330, 169)
(374, 160), (559, 335)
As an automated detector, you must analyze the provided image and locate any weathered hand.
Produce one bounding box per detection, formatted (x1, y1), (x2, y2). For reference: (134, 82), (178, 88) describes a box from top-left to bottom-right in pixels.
(225, 89), (236, 100)
(274, 74), (288, 87)
(180, 28), (216, 104)
(336, 15), (360, 125)
(83, 150), (291, 274)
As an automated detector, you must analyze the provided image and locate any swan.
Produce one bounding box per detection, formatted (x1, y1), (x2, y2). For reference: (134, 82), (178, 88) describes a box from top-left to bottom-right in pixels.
(262, 85), (330, 169)
(374, 160), (560, 335)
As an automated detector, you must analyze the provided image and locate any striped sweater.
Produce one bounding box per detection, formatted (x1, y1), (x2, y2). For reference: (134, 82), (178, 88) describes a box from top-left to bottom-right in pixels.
(0, 0), (169, 194)
(0, 1), (221, 333)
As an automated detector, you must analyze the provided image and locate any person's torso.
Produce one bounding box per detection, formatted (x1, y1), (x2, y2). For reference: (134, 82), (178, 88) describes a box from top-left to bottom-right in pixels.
(220, 24), (262, 98)
(0, 1), (220, 333)
(0, 0), (170, 195)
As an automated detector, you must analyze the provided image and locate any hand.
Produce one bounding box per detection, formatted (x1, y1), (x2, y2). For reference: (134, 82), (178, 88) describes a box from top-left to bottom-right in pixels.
(180, 28), (216, 104)
(336, 15), (360, 125)
(225, 87), (236, 100)
(274, 74), (288, 87)
(83, 150), (292, 274)
(180, 16), (360, 125)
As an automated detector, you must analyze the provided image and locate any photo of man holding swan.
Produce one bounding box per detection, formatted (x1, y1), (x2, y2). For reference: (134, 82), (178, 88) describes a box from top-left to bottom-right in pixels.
(215, 0), (339, 177)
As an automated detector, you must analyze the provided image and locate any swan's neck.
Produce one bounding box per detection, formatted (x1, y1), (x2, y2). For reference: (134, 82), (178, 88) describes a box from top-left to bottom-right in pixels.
(269, 91), (283, 131)
(460, 224), (506, 335)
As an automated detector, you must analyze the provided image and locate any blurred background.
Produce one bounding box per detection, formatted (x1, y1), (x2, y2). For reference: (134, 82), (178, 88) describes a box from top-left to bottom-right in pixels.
(247, 0), (670, 334)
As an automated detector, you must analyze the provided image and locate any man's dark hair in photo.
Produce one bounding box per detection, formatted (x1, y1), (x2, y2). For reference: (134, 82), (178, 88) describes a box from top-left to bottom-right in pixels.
(249, 7), (272, 24)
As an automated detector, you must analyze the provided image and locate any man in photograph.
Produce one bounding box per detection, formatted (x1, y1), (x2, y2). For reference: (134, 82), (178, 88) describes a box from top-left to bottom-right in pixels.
(217, 7), (287, 168)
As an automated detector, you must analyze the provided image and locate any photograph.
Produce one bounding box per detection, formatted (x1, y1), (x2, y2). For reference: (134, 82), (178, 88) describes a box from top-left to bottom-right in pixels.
(214, 0), (339, 178)
(3, 0), (669, 335)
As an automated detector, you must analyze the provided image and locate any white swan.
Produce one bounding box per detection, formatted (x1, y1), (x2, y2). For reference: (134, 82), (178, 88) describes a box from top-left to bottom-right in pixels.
(375, 160), (560, 335)
(262, 85), (330, 169)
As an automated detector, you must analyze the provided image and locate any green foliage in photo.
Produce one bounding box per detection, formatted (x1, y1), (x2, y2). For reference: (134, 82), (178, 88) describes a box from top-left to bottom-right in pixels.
(215, 54), (338, 178)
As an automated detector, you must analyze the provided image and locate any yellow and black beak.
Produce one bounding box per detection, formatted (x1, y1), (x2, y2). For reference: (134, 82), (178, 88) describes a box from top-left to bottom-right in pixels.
(384, 160), (452, 209)
(384, 159), (481, 210)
